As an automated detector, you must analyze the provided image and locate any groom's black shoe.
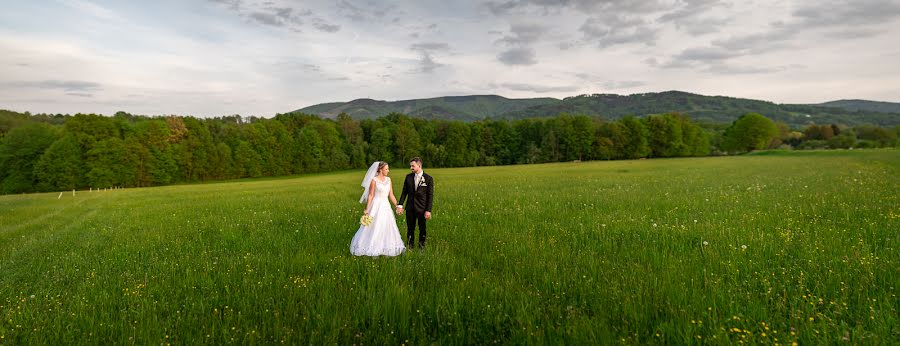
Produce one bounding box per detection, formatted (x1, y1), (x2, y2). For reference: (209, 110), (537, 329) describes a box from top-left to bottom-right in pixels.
(407, 238), (415, 249)
(418, 241), (426, 250)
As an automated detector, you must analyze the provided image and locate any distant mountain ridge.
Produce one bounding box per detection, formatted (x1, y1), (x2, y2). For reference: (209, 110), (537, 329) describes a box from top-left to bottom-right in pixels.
(292, 91), (900, 127)
(295, 95), (558, 121)
(816, 99), (900, 114)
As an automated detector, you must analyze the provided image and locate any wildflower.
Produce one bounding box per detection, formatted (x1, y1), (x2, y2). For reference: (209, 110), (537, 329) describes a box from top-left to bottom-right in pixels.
(741, 245), (747, 250)
(703, 241), (709, 246)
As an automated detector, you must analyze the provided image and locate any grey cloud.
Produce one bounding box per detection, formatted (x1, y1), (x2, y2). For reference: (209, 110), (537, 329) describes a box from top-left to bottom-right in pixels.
(497, 47), (537, 65)
(699, 0), (900, 61)
(12, 80), (102, 92)
(501, 82), (578, 93)
(411, 42), (451, 52)
(579, 17), (659, 48)
(486, 1), (518, 15)
(418, 52), (444, 73)
(658, 0), (731, 36)
(211, 1), (344, 34)
(704, 63), (791, 75)
(486, 0), (669, 15)
(66, 92), (94, 98)
(674, 47), (740, 62)
(248, 12), (284, 27)
(410, 42), (450, 73)
(676, 17), (730, 36)
(271, 7), (292, 19)
(793, 0), (900, 28)
(337, 0), (399, 22)
(661, 46), (745, 69)
(826, 28), (884, 39)
(208, 0), (241, 10)
(313, 20), (341, 33)
(603, 80), (646, 89)
(712, 30), (794, 52)
(657, 0), (723, 22)
(497, 23), (546, 45)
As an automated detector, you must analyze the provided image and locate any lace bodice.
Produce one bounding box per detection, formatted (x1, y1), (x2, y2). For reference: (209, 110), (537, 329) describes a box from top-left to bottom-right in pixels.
(373, 177), (391, 198)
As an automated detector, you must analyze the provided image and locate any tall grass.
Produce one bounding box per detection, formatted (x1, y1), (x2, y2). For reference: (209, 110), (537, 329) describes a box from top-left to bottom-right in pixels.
(1, 149), (898, 344)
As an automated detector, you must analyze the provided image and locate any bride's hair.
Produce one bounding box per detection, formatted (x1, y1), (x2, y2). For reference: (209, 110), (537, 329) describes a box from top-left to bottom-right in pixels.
(377, 161), (388, 174)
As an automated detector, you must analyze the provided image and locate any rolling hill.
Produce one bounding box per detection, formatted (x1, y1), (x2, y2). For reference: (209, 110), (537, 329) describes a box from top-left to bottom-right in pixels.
(293, 95), (557, 121)
(816, 99), (900, 114)
(292, 91), (900, 127)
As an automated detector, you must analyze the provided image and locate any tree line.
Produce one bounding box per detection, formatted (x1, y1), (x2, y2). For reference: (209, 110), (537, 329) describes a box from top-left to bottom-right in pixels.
(0, 109), (897, 194)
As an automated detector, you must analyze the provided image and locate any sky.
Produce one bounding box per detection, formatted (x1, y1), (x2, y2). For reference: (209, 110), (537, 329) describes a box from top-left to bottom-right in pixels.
(2, 0), (900, 117)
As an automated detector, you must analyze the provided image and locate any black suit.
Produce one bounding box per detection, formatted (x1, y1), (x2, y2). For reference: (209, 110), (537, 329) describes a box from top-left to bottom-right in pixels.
(398, 172), (433, 248)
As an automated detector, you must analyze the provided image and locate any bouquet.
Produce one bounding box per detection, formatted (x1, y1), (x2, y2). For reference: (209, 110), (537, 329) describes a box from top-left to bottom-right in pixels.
(360, 214), (374, 227)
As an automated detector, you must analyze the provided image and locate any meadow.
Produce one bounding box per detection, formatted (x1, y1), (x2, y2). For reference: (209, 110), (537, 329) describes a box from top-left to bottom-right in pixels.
(0, 149), (898, 344)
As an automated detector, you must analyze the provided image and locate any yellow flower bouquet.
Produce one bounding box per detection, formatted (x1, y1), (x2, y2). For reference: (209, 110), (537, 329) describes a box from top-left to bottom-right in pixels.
(360, 214), (374, 227)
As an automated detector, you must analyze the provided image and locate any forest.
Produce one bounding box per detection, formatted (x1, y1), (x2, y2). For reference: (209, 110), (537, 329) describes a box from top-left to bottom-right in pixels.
(1, 109), (898, 194)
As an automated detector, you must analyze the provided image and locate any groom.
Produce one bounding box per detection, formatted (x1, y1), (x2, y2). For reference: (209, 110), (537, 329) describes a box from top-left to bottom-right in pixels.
(397, 157), (433, 249)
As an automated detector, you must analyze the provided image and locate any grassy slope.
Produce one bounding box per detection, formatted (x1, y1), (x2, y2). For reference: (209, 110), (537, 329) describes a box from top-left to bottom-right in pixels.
(1, 149), (898, 344)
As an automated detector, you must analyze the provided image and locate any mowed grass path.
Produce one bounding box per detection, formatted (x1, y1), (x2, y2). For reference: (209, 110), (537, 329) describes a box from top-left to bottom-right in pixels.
(1, 150), (898, 344)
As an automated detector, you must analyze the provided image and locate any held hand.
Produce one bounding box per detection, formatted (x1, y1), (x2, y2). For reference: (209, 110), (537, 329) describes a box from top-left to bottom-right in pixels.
(396, 207), (403, 215)
(424, 211), (432, 220)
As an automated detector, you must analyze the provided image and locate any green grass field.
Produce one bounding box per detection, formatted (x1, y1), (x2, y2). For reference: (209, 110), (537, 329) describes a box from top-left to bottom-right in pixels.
(1, 149), (898, 344)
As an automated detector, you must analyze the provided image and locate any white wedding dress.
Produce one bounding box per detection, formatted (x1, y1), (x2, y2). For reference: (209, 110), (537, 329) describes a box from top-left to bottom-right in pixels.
(350, 177), (406, 256)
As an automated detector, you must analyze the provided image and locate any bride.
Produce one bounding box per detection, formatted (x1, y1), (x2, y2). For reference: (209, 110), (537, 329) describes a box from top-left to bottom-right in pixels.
(350, 161), (406, 256)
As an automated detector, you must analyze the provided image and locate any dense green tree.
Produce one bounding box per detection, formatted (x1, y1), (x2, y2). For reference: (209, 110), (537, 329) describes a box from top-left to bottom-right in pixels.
(723, 113), (779, 153)
(619, 116), (650, 159)
(3, 108), (897, 194)
(368, 126), (394, 165)
(295, 126), (324, 173)
(85, 138), (127, 188)
(233, 140), (262, 178)
(34, 134), (83, 191)
(444, 122), (471, 167)
(0, 123), (58, 193)
(646, 114), (683, 158)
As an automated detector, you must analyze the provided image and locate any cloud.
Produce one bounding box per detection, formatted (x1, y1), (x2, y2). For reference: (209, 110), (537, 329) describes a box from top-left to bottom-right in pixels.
(793, 0), (900, 28)
(410, 42), (451, 73)
(485, 0), (669, 15)
(704, 63), (794, 75)
(657, 0), (729, 36)
(496, 23), (546, 45)
(497, 47), (537, 65)
(210, 1), (341, 34)
(826, 28), (884, 39)
(418, 52), (444, 73)
(248, 11), (284, 27)
(312, 20), (341, 33)
(578, 16), (660, 48)
(500, 82), (578, 93)
(11, 80), (102, 92)
(603, 80), (646, 89)
(337, 0), (399, 23)
(66, 92), (94, 97)
(410, 42), (450, 51)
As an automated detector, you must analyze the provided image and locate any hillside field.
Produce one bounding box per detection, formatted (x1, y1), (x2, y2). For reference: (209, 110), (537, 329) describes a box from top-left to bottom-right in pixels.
(1, 149), (898, 344)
